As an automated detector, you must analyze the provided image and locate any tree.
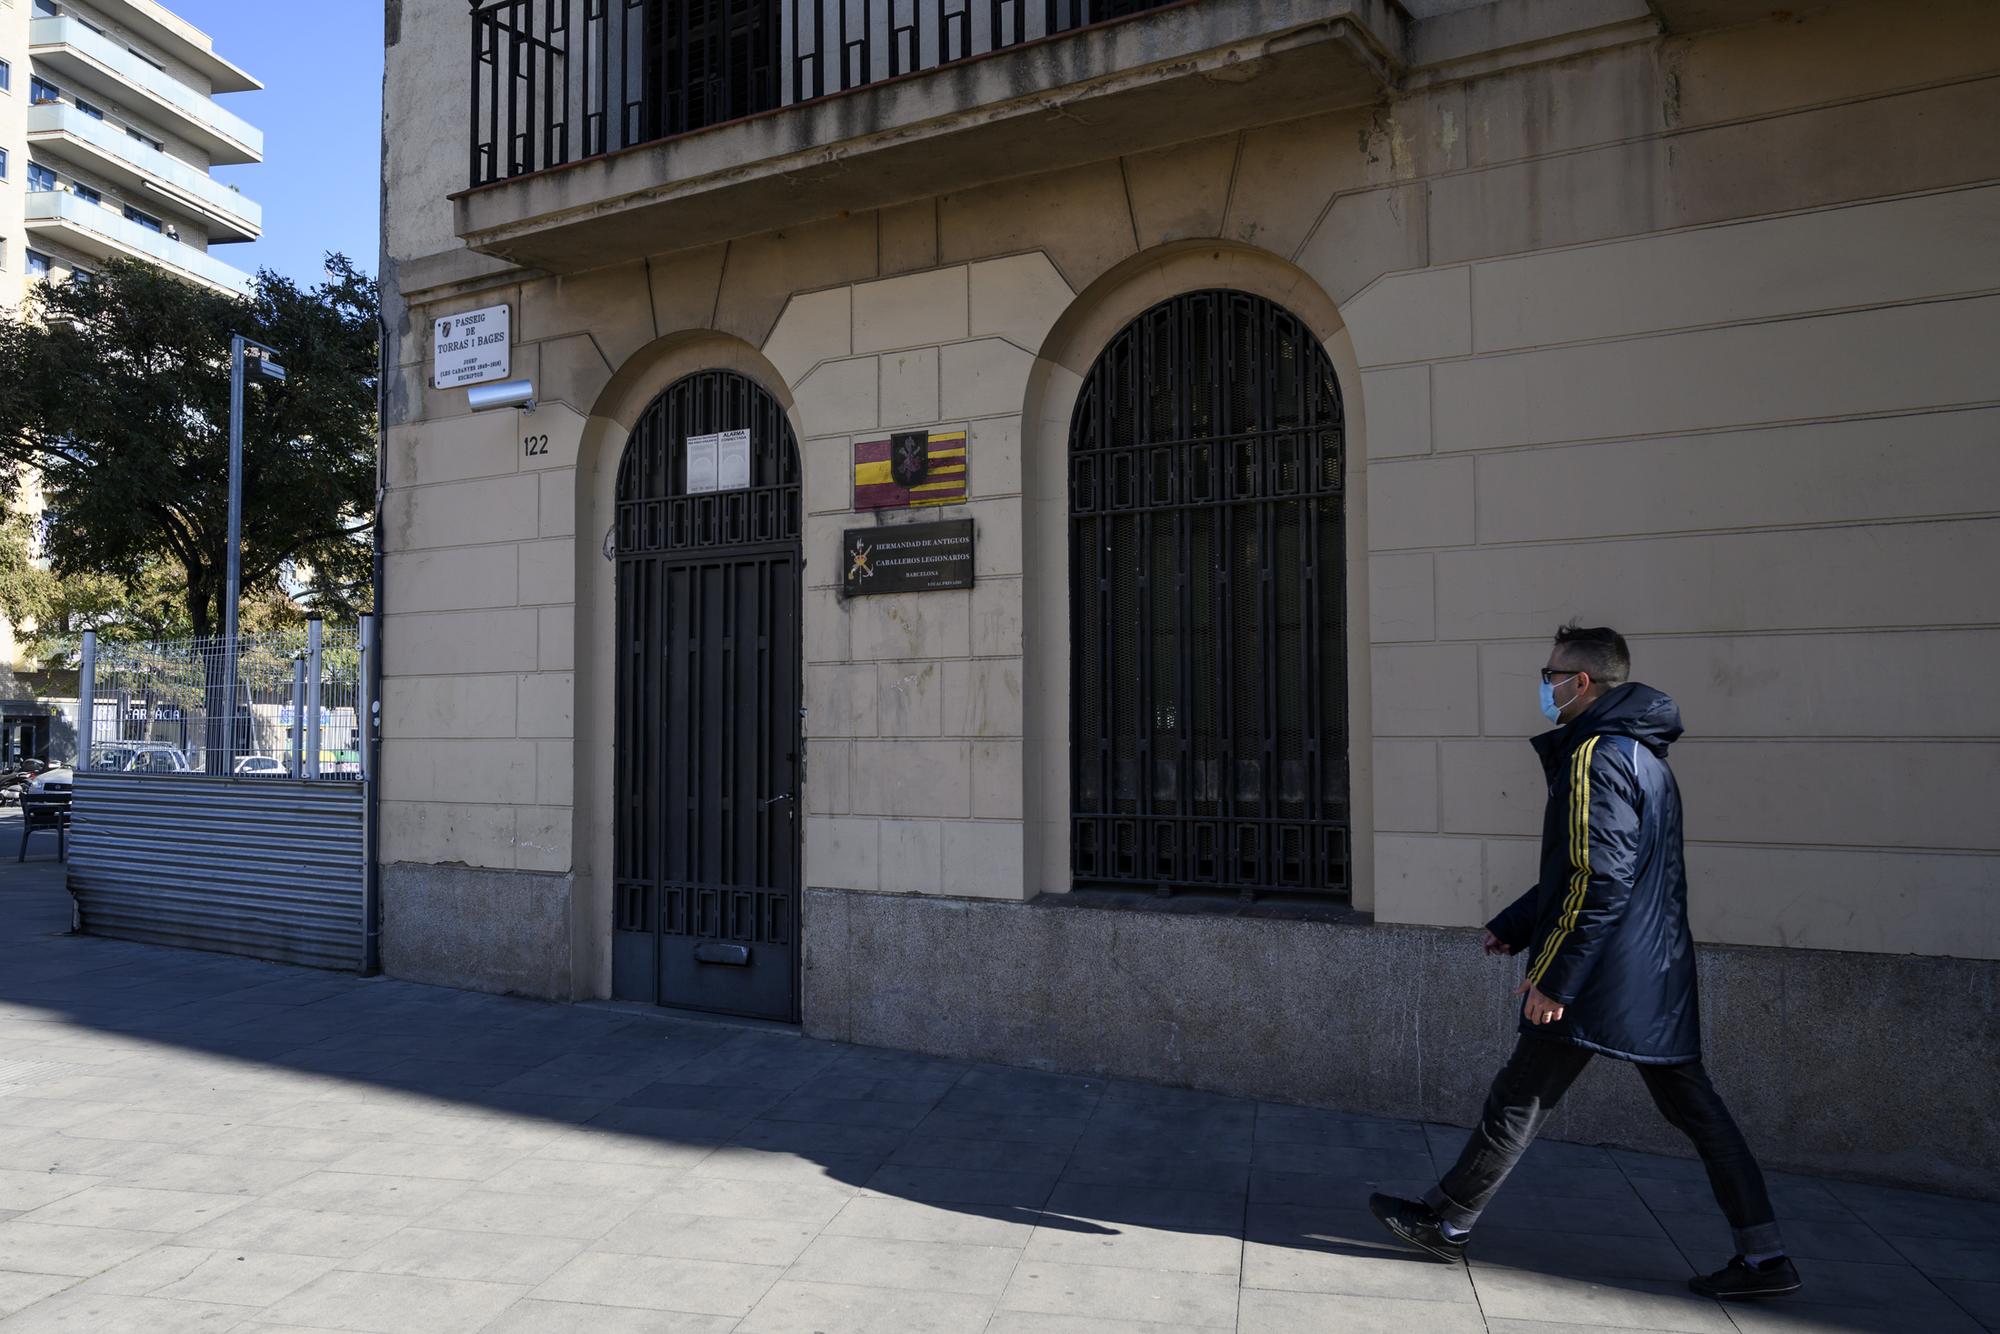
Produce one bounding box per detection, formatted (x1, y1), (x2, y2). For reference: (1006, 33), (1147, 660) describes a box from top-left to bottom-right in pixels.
(0, 256), (378, 640)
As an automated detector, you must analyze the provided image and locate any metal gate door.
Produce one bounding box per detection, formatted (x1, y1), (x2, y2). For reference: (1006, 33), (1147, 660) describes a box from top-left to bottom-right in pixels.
(611, 371), (803, 1021)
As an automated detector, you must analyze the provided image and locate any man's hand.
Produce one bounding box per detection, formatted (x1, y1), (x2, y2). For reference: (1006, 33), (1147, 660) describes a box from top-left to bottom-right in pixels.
(1515, 980), (1564, 1026)
(1482, 930), (1516, 956)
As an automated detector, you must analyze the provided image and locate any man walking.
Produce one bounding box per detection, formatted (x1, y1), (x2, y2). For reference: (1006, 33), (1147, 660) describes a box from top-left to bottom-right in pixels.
(1368, 624), (1800, 1300)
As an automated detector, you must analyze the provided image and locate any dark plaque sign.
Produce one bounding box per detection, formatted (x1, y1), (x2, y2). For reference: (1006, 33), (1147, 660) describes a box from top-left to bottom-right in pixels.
(842, 520), (975, 597)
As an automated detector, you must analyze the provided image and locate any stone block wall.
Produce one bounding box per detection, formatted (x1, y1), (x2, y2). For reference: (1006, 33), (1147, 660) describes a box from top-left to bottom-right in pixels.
(377, 0), (2000, 1008)
(788, 256), (1070, 903)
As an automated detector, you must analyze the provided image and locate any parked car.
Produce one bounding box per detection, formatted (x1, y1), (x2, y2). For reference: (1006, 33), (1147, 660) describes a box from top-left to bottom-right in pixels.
(27, 767), (72, 794)
(92, 743), (194, 775)
(234, 755), (287, 776)
(29, 743), (195, 792)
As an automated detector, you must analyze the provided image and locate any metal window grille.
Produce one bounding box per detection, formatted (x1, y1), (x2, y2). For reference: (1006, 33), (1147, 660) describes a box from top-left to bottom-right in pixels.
(1069, 290), (1349, 901)
(82, 628), (365, 781)
(469, 0), (1182, 187)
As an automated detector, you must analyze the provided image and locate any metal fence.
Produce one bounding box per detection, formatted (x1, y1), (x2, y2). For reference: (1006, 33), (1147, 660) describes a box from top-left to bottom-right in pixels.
(68, 774), (369, 970)
(469, 0), (1181, 186)
(66, 617), (378, 973)
(79, 621), (367, 781)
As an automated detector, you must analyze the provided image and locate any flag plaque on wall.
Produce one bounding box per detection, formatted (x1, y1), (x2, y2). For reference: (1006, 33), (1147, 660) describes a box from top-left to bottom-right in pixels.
(853, 430), (967, 510)
(841, 520), (975, 597)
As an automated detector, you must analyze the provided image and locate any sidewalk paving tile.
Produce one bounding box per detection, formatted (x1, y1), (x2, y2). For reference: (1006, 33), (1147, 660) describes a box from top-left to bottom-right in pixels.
(476, 1298), (737, 1332)
(0, 1290), (244, 1333)
(986, 1316), (1229, 1334)
(412, 1187), (640, 1239)
(254, 1269), (528, 1334)
(1468, 1270), (1736, 1333)
(0, 1271), (75, 1320)
(735, 1278), (996, 1333)
(1024, 1218), (1245, 1275)
(1239, 1288), (1487, 1333)
(146, 1249), (339, 1306)
(1725, 1300), (1988, 1334)
(785, 1233), (1024, 1294)
(0, 1224), (178, 1272)
(1241, 1238), (1477, 1301)
(344, 1225), (585, 1283)
(999, 1258), (1241, 1326)
(530, 1249), (785, 1315)
(820, 1196), (1041, 1247)
(1937, 1277), (2000, 1331)
(592, 1209), (824, 1264)
(172, 1204), (412, 1258)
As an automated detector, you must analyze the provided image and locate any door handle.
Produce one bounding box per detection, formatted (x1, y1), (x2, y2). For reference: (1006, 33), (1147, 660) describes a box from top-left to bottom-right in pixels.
(759, 793), (793, 810)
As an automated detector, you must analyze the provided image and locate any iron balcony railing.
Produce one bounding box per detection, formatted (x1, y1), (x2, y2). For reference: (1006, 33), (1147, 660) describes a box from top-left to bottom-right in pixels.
(469, 0), (1182, 188)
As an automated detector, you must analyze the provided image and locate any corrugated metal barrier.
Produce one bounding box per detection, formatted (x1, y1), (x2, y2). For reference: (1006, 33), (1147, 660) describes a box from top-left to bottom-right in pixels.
(68, 772), (366, 971)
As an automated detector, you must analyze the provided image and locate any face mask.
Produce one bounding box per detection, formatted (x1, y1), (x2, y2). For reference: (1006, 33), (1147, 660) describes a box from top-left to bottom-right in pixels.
(1538, 674), (1579, 724)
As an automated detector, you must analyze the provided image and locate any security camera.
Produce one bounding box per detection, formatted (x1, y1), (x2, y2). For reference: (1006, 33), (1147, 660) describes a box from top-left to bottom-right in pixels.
(467, 379), (536, 412)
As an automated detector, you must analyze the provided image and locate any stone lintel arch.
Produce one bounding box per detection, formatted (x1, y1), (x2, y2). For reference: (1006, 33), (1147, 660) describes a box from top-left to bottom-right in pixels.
(1019, 240), (1376, 910)
(572, 331), (803, 1000)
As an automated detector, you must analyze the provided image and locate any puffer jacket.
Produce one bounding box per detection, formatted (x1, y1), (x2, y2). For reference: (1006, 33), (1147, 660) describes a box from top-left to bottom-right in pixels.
(1487, 682), (1701, 1064)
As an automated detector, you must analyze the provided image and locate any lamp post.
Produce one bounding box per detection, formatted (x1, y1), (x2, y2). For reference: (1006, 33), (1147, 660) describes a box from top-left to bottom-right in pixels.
(221, 333), (285, 769)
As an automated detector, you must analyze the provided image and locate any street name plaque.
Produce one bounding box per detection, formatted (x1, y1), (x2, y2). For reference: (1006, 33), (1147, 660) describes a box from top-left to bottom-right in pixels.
(841, 520), (975, 597)
(432, 304), (511, 388)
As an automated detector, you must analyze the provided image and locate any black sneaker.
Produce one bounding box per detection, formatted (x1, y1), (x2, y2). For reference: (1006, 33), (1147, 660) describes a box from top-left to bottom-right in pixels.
(1367, 1192), (1467, 1264)
(1690, 1254), (1802, 1300)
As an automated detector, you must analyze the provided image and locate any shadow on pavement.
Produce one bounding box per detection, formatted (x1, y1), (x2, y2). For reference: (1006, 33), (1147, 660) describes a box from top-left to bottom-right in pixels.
(0, 813), (1991, 1333)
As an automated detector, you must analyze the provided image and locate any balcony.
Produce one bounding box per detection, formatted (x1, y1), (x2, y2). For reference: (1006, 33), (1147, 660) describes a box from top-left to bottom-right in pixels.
(25, 190), (254, 295)
(454, 0), (1404, 273)
(28, 103), (261, 242)
(30, 15), (263, 165)
(59, 0), (261, 94)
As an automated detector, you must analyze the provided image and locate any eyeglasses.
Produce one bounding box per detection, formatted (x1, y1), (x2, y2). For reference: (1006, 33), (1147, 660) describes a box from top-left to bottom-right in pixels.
(1539, 668), (1583, 684)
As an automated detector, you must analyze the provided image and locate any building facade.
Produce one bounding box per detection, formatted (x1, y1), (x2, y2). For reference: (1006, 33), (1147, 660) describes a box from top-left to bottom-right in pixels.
(381, 0), (2000, 1194)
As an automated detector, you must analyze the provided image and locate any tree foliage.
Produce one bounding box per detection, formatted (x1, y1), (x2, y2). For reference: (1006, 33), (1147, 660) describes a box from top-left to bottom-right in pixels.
(0, 256), (378, 642)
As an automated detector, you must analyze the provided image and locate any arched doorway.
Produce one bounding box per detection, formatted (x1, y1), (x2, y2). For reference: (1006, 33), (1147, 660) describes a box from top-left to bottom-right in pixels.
(610, 370), (803, 1020)
(1068, 290), (1349, 901)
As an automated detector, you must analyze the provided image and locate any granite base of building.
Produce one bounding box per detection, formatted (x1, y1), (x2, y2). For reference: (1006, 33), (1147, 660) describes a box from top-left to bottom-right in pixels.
(381, 862), (575, 1000)
(803, 887), (2000, 1201)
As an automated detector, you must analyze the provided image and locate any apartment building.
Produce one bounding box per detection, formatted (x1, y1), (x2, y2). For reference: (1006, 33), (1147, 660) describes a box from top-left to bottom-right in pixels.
(380, 0), (2000, 1195)
(0, 0), (261, 311)
(0, 0), (260, 701)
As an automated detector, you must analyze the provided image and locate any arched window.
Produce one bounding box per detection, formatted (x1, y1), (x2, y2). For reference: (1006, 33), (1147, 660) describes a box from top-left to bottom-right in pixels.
(1069, 290), (1349, 901)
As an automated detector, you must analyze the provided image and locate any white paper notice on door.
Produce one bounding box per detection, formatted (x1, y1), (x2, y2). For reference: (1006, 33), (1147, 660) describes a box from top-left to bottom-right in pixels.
(686, 432), (720, 494)
(717, 429), (752, 490)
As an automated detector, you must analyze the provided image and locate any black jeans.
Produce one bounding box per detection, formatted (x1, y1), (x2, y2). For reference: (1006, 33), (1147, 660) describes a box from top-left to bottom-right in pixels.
(1423, 1035), (1784, 1256)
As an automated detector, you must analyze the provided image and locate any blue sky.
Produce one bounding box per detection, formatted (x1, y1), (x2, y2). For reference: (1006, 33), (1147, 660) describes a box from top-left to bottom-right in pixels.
(169, 1), (383, 286)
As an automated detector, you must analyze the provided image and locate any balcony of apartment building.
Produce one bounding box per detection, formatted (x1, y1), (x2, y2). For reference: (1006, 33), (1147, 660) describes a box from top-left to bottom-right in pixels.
(453, 0), (1409, 273)
(26, 90), (261, 242)
(23, 160), (253, 295)
(29, 0), (263, 166)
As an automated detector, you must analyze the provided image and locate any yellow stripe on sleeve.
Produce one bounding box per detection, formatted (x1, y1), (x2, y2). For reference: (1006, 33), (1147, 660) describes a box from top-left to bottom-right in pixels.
(1528, 736), (1600, 987)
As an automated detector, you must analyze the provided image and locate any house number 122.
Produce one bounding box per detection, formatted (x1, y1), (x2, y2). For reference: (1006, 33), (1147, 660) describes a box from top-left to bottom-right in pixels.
(523, 434), (549, 457)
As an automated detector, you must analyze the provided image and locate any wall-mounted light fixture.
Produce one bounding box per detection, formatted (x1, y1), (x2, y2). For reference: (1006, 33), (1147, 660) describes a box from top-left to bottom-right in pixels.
(467, 378), (536, 412)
